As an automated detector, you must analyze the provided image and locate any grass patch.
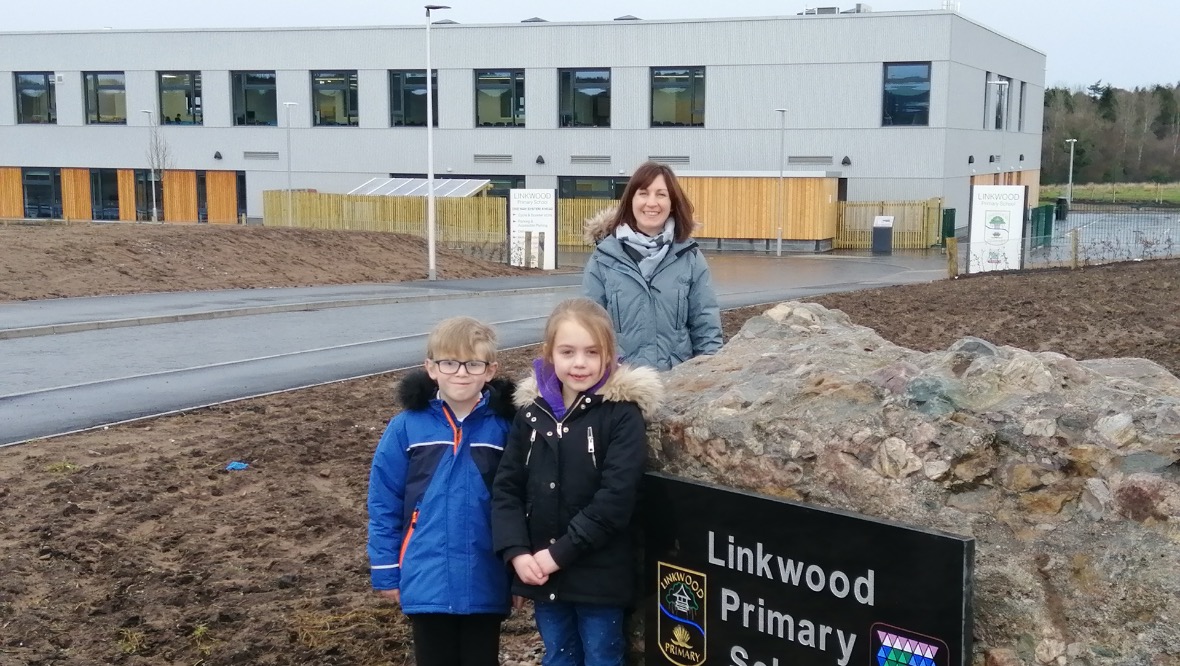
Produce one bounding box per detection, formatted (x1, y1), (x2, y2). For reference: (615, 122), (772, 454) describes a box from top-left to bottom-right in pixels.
(117, 628), (146, 654)
(290, 607), (411, 663)
(190, 624), (215, 656)
(1040, 181), (1180, 205)
(43, 461), (80, 474)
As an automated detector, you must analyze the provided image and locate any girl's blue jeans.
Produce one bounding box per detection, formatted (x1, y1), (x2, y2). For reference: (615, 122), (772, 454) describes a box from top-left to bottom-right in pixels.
(533, 600), (626, 666)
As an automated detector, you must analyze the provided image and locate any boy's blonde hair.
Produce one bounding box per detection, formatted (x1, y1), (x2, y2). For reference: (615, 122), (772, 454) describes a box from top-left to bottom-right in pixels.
(541, 298), (618, 375)
(427, 316), (498, 363)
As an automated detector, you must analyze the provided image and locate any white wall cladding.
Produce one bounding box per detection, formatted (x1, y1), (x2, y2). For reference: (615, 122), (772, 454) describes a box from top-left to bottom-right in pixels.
(0, 11), (1044, 218)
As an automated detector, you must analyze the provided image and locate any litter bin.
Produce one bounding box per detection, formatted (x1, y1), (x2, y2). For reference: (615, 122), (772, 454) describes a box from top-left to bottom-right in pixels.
(941, 208), (956, 245)
(1055, 197), (1069, 221)
(871, 215), (894, 255)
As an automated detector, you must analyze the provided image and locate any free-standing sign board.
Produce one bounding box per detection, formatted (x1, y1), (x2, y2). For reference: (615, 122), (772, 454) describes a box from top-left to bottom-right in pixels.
(644, 472), (974, 666)
(968, 185), (1027, 273)
(509, 188), (557, 270)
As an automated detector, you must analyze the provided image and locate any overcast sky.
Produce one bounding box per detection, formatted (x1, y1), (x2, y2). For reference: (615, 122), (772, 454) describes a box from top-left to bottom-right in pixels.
(4, 0), (1173, 89)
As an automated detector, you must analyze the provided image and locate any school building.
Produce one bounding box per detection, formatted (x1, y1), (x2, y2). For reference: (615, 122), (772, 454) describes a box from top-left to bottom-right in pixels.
(0, 6), (1044, 242)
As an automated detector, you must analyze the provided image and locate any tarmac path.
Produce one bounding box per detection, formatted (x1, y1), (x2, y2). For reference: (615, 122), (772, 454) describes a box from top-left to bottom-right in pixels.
(0, 252), (947, 446)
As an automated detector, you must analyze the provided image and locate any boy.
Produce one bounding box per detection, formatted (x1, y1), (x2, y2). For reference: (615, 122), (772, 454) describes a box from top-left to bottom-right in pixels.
(367, 316), (516, 666)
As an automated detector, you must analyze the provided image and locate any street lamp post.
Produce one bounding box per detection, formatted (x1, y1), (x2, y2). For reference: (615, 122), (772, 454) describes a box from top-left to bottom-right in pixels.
(425, 4), (450, 281)
(140, 109), (157, 222)
(774, 108), (787, 257)
(283, 102), (298, 227)
(1065, 138), (1077, 206)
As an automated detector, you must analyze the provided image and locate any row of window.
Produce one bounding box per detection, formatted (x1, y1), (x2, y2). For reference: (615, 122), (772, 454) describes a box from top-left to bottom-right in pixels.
(18, 166), (627, 220)
(19, 166), (246, 221)
(14, 64), (1026, 132)
(13, 67), (705, 129)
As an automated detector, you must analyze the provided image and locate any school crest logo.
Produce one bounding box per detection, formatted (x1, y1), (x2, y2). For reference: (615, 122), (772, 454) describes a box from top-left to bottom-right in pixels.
(657, 562), (706, 666)
(870, 623), (951, 666)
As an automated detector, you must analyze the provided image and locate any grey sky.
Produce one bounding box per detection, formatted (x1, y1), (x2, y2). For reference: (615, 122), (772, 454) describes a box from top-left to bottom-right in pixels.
(4, 1), (1172, 89)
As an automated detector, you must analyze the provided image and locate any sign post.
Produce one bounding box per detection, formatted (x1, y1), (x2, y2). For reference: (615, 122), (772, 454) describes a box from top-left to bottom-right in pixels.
(967, 185), (1027, 273)
(509, 189), (557, 270)
(644, 472), (974, 666)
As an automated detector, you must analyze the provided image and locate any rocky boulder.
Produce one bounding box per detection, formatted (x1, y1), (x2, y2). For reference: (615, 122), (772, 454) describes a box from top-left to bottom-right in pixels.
(653, 302), (1180, 666)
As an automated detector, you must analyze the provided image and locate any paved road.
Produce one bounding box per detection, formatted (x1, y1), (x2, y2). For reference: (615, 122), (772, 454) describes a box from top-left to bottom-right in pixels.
(0, 252), (947, 446)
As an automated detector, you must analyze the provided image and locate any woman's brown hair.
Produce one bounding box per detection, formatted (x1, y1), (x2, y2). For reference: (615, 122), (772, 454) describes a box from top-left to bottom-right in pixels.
(608, 161), (696, 243)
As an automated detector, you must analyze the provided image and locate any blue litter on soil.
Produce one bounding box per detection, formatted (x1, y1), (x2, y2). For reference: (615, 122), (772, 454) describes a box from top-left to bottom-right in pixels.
(225, 461), (249, 471)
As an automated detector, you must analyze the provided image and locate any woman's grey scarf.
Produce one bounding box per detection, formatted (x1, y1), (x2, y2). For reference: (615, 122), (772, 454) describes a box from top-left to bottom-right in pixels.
(615, 219), (676, 280)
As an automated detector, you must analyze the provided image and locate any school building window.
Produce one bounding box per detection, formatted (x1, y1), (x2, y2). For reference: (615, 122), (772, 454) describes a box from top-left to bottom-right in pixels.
(983, 73), (1013, 130)
(558, 176), (628, 199)
(90, 169), (120, 220)
(1018, 81), (1027, 132)
(84, 71), (127, 124)
(311, 71), (359, 126)
(134, 169), (163, 222)
(558, 69), (611, 128)
(22, 167), (62, 219)
(882, 62), (930, 126)
(650, 67), (705, 127)
(158, 71), (202, 125)
(15, 72), (56, 124)
(232, 71), (277, 126)
(475, 70), (525, 127)
(389, 70), (437, 127)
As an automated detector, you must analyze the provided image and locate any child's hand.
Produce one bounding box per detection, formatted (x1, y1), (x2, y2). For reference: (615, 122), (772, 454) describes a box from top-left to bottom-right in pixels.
(376, 589), (400, 604)
(511, 554), (549, 585)
(534, 549), (560, 575)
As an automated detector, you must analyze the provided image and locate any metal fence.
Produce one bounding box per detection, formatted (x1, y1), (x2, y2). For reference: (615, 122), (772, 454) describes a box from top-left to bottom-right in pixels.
(948, 203), (1180, 276)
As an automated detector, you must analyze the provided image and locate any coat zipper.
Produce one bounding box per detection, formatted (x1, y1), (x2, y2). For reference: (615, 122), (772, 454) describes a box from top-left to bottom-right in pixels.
(587, 426), (596, 469)
(398, 507), (419, 566)
(526, 429), (536, 466)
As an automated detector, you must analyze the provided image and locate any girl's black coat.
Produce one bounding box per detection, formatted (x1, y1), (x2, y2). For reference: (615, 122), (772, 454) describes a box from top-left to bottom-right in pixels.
(491, 364), (663, 606)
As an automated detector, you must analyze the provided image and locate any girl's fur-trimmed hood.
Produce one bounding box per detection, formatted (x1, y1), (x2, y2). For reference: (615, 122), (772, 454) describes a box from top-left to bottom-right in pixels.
(396, 368), (517, 420)
(512, 363), (664, 420)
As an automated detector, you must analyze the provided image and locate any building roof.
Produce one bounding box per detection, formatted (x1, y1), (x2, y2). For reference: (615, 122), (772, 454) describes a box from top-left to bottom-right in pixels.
(348, 177), (491, 197)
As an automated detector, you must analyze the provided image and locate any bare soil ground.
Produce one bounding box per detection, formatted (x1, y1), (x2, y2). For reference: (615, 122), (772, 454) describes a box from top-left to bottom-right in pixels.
(0, 223), (526, 302)
(1, 224), (1178, 665)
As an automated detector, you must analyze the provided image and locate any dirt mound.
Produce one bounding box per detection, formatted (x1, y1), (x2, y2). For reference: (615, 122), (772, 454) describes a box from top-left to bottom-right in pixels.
(0, 223), (528, 301)
(1, 224), (1178, 665)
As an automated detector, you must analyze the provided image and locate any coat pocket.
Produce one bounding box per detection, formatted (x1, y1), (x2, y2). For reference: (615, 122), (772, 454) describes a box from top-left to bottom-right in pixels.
(398, 507), (420, 567)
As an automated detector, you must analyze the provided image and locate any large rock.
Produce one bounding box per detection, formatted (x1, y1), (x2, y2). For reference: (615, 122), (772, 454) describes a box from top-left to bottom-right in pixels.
(653, 302), (1180, 666)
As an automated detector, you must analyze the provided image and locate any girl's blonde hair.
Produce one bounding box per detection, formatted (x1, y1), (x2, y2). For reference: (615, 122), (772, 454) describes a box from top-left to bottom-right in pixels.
(541, 298), (618, 375)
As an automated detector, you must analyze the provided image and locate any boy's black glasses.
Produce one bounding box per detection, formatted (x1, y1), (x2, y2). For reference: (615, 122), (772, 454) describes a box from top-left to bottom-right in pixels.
(432, 359), (490, 375)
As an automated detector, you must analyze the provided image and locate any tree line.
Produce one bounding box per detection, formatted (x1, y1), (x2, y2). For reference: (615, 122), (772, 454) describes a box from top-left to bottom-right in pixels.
(1041, 82), (1179, 184)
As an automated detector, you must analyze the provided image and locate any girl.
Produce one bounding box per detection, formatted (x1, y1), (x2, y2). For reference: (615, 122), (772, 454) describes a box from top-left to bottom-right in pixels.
(582, 161), (723, 371)
(492, 298), (663, 666)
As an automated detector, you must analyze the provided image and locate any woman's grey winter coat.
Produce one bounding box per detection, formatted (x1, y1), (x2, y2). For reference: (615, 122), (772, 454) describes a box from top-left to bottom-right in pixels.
(582, 209), (723, 371)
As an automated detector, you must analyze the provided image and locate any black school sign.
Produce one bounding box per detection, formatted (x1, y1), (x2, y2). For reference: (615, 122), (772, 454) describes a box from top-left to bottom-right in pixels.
(643, 473), (974, 666)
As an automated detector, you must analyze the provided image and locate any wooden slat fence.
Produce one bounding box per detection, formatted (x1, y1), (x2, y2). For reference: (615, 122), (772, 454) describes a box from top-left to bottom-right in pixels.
(834, 198), (942, 249)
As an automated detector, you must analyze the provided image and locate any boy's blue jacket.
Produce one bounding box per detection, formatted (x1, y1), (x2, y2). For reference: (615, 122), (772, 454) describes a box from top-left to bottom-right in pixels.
(367, 369), (516, 614)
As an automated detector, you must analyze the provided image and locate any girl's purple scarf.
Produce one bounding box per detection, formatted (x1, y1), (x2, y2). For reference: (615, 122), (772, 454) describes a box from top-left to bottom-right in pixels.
(532, 358), (612, 420)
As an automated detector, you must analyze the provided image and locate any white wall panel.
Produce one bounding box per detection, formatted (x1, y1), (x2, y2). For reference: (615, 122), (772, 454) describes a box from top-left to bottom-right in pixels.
(0, 71), (15, 126)
(0, 11), (1046, 217)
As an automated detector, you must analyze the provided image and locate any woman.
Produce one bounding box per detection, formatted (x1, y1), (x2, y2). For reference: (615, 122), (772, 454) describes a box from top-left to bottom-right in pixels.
(582, 161), (722, 371)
